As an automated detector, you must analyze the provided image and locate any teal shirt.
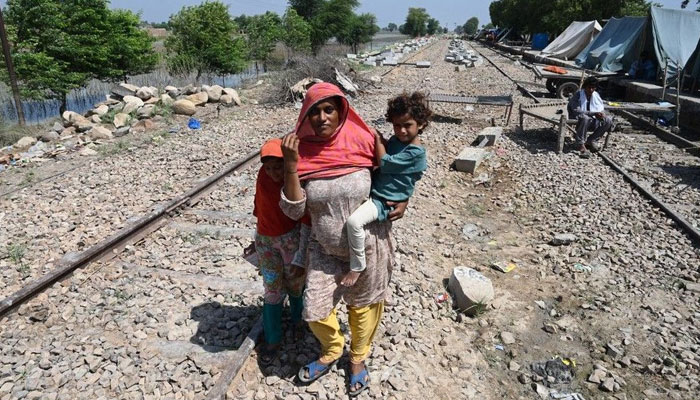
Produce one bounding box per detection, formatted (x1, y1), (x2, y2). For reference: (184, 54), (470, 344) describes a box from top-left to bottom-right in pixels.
(370, 136), (427, 221)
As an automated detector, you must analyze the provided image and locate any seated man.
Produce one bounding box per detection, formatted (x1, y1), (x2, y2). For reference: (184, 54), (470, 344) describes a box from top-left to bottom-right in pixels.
(628, 51), (657, 81)
(567, 77), (613, 158)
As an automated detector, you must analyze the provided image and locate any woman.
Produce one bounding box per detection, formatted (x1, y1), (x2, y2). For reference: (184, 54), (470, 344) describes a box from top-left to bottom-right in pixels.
(279, 82), (405, 396)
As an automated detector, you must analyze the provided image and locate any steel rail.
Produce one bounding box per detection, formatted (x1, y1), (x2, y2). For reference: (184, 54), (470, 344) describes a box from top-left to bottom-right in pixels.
(0, 149), (260, 319)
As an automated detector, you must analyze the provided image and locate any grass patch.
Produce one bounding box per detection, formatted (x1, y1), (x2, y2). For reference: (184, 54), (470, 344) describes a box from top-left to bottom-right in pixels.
(468, 203), (485, 217)
(8, 243), (29, 277)
(98, 140), (129, 157)
(461, 300), (489, 317)
(153, 102), (173, 121)
(22, 169), (36, 185)
(0, 123), (35, 147)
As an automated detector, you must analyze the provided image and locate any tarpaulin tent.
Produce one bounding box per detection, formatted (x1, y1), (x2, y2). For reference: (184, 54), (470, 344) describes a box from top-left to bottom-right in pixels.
(687, 40), (700, 81)
(541, 21), (603, 60)
(576, 17), (647, 72)
(650, 7), (700, 80)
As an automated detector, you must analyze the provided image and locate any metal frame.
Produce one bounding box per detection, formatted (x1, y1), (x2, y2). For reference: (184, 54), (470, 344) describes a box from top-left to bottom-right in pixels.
(427, 92), (514, 125)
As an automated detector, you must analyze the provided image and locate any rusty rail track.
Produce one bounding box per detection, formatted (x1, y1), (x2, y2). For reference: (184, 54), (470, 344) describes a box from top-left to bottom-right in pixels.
(473, 40), (700, 246)
(0, 149), (260, 318)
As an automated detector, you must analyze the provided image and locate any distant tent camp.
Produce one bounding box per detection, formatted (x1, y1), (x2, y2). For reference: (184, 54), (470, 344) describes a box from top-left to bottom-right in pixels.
(576, 17), (647, 72)
(649, 7), (700, 80)
(541, 21), (603, 60)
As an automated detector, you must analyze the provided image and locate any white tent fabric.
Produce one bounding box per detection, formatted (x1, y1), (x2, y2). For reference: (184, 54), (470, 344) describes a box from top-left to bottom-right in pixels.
(541, 21), (603, 60)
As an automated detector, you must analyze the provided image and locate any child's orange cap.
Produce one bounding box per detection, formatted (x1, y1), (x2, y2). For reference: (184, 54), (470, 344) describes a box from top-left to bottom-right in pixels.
(260, 138), (283, 160)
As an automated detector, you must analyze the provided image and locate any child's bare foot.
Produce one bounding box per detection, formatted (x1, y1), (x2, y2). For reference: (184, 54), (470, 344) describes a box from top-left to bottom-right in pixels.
(341, 271), (361, 287)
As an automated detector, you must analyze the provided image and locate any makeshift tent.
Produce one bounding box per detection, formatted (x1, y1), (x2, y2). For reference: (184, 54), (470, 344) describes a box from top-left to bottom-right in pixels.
(687, 40), (700, 81)
(576, 17), (647, 72)
(541, 21), (603, 60)
(650, 7), (700, 80)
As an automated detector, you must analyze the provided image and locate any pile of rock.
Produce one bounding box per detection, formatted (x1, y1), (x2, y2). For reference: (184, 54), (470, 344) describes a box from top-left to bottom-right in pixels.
(6, 83), (243, 158)
(446, 39), (484, 69)
(347, 37), (436, 67)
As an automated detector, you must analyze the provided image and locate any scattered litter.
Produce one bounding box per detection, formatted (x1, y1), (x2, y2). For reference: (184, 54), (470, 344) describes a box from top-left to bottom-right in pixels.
(494, 344), (505, 351)
(462, 223), (480, 240)
(530, 357), (575, 385)
(549, 391), (585, 400)
(572, 263), (593, 273)
(487, 240), (498, 246)
(472, 172), (491, 185)
(434, 293), (449, 303)
(490, 262), (516, 274)
(168, 125), (181, 133)
(554, 356), (577, 368)
(188, 118), (201, 130)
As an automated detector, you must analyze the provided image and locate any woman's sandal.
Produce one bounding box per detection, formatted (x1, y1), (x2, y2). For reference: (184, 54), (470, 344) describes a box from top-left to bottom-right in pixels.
(297, 358), (338, 384)
(348, 365), (370, 397)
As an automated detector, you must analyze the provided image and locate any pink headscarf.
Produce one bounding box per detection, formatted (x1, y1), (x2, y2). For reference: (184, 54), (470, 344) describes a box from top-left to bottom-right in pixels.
(294, 83), (376, 180)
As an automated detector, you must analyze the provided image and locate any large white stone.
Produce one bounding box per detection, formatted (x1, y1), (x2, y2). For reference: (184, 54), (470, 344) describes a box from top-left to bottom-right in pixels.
(448, 266), (494, 316)
(14, 136), (37, 149)
(113, 113), (130, 129)
(223, 88), (242, 106)
(88, 126), (113, 141)
(205, 85), (223, 102)
(123, 95), (144, 107)
(172, 99), (196, 116)
(186, 92), (208, 106)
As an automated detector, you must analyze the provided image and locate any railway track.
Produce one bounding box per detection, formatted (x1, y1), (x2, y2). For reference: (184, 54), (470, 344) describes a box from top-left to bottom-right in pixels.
(1, 143), (269, 398)
(0, 39), (445, 399)
(472, 40), (700, 245)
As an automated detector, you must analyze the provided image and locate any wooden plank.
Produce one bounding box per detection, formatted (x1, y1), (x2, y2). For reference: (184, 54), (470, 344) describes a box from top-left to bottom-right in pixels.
(205, 317), (263, 400)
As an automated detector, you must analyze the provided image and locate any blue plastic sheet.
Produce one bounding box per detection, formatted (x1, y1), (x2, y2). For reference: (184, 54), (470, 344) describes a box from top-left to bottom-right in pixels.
(188, 118), (201, 130)
(576, 17), (647, 72)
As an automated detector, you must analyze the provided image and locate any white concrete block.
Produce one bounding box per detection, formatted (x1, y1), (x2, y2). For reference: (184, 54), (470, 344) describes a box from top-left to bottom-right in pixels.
(454, 147), (491, 174)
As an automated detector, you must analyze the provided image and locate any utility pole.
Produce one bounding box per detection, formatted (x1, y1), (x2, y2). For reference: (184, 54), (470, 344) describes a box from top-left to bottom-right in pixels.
(0, 7), (25, 126)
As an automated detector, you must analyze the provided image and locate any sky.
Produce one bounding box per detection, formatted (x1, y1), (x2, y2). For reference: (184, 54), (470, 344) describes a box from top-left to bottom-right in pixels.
(0, 0), (688, 29)
(107, 0), (687, 28)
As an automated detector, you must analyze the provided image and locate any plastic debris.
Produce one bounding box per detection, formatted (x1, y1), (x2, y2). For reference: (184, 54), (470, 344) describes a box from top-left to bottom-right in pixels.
(573, 263), (593, 273)
(530, 357), (575, 385)
(188, 118), (201, 130)
(491, 262), (516, 274)
(494, 344), (505, 351)
(549, 391), (585, 400)
(434, 293), (449, 303)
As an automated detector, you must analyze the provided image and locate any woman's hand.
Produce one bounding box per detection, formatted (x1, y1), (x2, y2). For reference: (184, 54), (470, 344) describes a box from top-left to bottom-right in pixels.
(386, 200), (408, 221)
(281, 133), (299, 168)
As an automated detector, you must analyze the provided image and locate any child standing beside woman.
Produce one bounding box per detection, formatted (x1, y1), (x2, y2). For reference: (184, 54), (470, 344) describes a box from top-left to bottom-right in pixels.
(251, 138), (307, 364)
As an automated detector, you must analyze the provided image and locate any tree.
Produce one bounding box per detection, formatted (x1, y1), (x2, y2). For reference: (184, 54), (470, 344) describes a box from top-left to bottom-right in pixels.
(234, 14), (252, 31)
(289, 0), (324, 20)
(165, 1), (248, 81)
(281, 7), (311, 55)
(244, 12), (282, 72)
(4, 0), (145, 113)
(298, 0), (361, 52)
(464, 17), (479, 35)
(490, 0), (654, 34)
(108, 9), (158, 82)
(387, 23), (398, 32)
(426, 18), (440, 35)
(402, 7), (429, 37)
(337, 13), (379, 54)
(483, 23), (495, 29)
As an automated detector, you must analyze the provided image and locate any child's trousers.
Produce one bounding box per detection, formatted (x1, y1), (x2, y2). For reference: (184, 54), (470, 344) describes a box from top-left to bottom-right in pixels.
(255, 229), (305, 345)
(345, 199), (379, 272)
(307, 302), (384, 364)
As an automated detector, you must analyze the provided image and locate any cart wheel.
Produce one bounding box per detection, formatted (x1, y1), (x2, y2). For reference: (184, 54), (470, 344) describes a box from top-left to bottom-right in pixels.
(557, 82), (579, 99)
(546, 79), (557, 93)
